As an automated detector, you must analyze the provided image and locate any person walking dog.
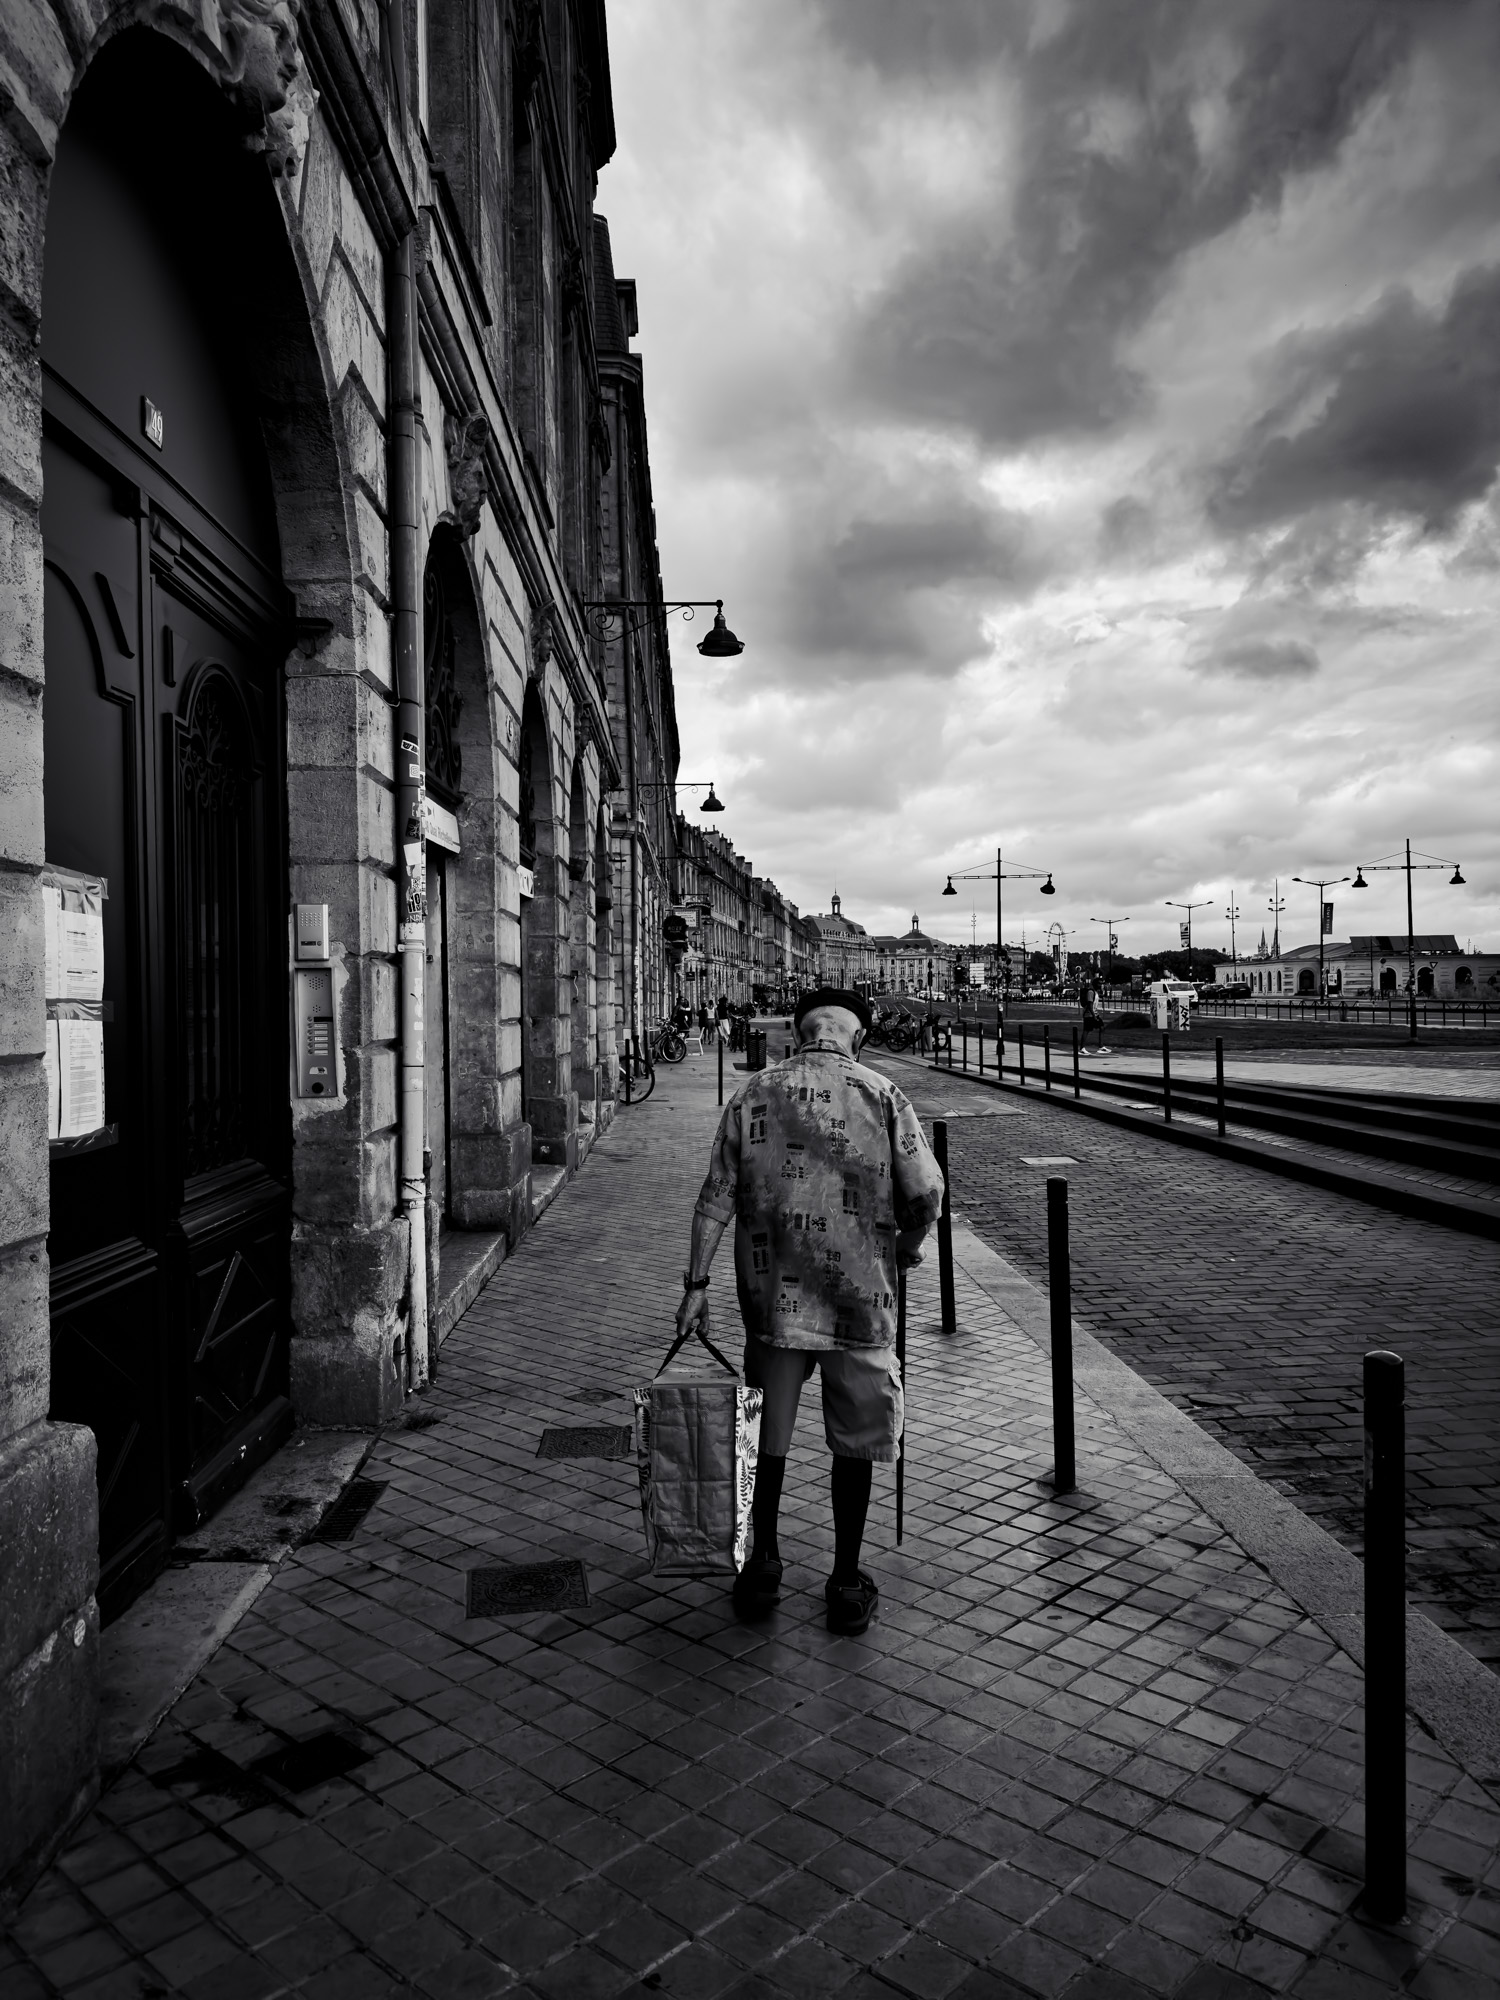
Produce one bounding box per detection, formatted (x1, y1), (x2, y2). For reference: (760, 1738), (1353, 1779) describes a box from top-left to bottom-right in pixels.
(675, 987), (945, 1633)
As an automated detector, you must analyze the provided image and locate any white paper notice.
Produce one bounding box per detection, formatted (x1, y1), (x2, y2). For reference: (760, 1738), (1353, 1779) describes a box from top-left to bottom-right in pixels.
(44, 1019), (60, 1140)
(57, 907), (104, 1001)
(57, 1018), (105, 1138)
(44, 885), (62, 998)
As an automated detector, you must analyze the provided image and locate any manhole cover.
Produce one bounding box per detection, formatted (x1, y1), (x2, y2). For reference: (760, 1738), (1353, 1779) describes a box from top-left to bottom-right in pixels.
(466, 1559), (590, 1617)
(249, 1731), (372, 1793)
(567, 1386), (618, 1405)
(1021, 1156), (1078, 1167)
(536, 1425), (633, 1460)
(308, 1478), (386, 1542)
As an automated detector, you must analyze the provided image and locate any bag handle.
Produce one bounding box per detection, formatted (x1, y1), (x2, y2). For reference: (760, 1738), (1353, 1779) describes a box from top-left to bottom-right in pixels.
(655, 1318), (738, 1379)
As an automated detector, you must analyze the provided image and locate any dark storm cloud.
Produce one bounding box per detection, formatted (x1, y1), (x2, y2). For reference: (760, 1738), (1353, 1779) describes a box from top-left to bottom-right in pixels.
(816, 0), (1437, 444)
(1209, 264), (1500, 535)
(1204, 635), (1320, 680)
(789, 488), (1039, 672)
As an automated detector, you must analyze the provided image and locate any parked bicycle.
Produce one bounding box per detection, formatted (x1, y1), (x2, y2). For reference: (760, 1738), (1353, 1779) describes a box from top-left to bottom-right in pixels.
(651, 1019), (687, 1065)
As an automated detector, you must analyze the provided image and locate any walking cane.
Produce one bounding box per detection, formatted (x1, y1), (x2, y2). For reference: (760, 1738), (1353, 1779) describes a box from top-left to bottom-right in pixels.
(896, 1265), (907, 1545)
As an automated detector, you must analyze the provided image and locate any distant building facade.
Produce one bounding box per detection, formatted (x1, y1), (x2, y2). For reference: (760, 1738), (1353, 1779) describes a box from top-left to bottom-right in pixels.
(1214, 935), (1499, 998)
(872, 918), (958, 997)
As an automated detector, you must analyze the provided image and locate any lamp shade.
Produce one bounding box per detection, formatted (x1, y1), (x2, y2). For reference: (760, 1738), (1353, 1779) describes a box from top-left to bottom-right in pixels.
(1040, 875), (1056, 895)
(701, 785), (724, 813)
(697, 604), (744, 658)
(1450, 865), (1465, 885)
(941, 875), (957, 896)
(1352, 868), (1368, 889)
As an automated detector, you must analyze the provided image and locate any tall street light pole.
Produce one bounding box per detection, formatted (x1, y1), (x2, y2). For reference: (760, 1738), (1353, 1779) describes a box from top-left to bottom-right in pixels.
(1225, 894), (1241, 971)
(1351, 841), (1465, 1042)
(943, 848), (1056, 1001)
(1091, 917), (1129, 985)
(1268, 881), (1285, 958)
(1291, 872), (1349, 998)
(1165, 899), (1212, 952)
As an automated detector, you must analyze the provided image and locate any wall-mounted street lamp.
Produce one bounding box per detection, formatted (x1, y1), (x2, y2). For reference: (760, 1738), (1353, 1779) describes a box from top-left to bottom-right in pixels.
(1351, 840), (1464, 1040)
(637, 780), (724, 812)
(943, 848), (1055, 997)
(583, 598), (745, 657)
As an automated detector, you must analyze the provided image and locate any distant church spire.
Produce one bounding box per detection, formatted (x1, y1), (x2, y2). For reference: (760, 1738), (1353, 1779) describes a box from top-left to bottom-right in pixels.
(831, 888), (841, 916)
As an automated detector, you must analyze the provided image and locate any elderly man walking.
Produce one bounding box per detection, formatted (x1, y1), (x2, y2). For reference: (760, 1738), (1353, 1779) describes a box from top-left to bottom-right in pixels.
(675, 988), (946, 1634)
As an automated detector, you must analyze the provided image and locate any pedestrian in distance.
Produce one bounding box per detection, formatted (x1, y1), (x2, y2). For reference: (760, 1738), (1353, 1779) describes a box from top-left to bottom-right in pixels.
(1079, 975), (1107, 1056)
(676, 987), (946, 1634)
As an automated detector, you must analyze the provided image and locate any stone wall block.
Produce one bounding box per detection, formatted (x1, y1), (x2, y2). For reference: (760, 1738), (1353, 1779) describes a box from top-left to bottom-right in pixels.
(359, 773), (394, 870)
(0, 864), (42, 1058)
(295, 106), (339, 300)
(0, 494), (43, 686)
(338, 374), (386, 509)
(0, 1059), (46, 1246)
(0, 675), (42, 867)
(361, 1129), (396, 1221)
(363, 858), (396, 958)
(351, 486), (390, 604)
(0, 0), (69, 167)
(287, 670), (361, 772)
(0, 1591), (98, 1892)
(0, 1417), (96, 1669)
(288, 765), (361, 862)
(0, 1236), (48, 1439)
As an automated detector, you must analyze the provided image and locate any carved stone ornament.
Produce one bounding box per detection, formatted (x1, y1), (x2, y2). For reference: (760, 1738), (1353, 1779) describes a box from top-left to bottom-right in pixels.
(529, 599), (556, 678)
(445, 411), (491, 540)
(156, 0), (316, 176)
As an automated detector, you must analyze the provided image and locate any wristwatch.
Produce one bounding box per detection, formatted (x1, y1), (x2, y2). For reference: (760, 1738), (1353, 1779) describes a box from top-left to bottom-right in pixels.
(682, 1272), (710, 1292)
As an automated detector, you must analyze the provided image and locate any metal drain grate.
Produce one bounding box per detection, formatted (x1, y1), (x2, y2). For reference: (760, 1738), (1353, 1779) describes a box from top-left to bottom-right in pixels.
(536, 1425), (633, 1461)
(308, 1478), (387, 1542)
(249, 1731), (372, 1793)
(466, 1559), (590, 1617)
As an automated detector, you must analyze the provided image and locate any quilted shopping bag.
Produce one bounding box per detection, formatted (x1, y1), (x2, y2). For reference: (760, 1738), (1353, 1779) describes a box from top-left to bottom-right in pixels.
(633, 1320), (761, 1576)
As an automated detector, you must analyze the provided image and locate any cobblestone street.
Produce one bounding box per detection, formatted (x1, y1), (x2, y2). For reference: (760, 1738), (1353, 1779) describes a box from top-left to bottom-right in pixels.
(875, 1054), (1500, 1675)
(6, 1051), (1500, 1999)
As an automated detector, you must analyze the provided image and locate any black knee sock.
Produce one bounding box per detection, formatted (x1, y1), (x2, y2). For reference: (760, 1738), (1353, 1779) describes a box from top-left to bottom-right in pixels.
(831, 1457), (873, 1585)
(751, 1453), (786, 1563)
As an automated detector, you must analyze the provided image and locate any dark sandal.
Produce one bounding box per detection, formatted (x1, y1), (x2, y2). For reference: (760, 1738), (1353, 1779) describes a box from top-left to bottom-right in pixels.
(733, 1552), (783, 1612)
(825, 1570), (879, 1635)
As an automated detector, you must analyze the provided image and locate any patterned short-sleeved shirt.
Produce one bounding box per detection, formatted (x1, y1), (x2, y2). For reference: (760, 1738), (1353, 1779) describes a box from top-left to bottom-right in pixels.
(694, 1041), (946, 1352)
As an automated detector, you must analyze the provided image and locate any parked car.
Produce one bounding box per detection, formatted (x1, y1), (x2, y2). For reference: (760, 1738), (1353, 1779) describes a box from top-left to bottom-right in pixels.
(1208, 980), (1251, 1000)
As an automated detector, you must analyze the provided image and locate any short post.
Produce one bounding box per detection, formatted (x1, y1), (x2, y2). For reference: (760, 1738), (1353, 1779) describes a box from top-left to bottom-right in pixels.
(934, 1119), (956, 1334)
(978, 1020), (984, 1074)
(962, 1020), (968, 1071)
(1044, 1025), (1052, 1092)
(1215, 1036), (1226, 1138)
(1072, 1025), (1080, 1098)
(1018, 1024), (1026, 1087)
(624, 1043), (632, 1105)
(1161, 1032), (1172, 1123)
(717, 1030), (724, 1105)
(1363, 1350), (1406, 1923)
(1047, 1178), (1075, 1493)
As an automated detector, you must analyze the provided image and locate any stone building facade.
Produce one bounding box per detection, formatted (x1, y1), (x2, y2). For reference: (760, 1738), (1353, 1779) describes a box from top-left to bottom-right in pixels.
(675, 817), (753, 1007)
(803, 892), (879, 991)
(872, 918), (958, 998)
(0, 0), (671, 1888)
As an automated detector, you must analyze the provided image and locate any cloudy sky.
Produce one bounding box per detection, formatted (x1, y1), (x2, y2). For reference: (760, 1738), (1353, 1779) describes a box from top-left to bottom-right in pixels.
(602, 0), (1500, 960)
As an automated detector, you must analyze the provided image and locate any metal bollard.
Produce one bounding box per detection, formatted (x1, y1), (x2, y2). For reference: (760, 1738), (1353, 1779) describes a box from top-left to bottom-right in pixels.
(624, 1044), (632, 1105)
(978, 1020), (984, 1074)
(1044, 1025), (1052, 1092)
(934, 1119), (956, 1334)
(1046, 1178), (1075, 1493)
(1363, 1350), (1406, 1922)
(962, 1020), (968, 1070)
(1162, 1032), (1172, 1123)
(1018, 1024), (1026, 1087)
(717, 1031), (723, 1105)
(1215, 1036), (1226, 1138)
(1072, 1025), (1080, 1098)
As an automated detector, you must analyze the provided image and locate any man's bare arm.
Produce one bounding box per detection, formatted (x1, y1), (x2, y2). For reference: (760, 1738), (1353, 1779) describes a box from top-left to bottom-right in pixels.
(676, 1209), (729, 1337)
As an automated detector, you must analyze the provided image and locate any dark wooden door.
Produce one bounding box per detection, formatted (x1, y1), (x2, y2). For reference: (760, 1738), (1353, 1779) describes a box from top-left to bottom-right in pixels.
(42, 34), (293, 1616)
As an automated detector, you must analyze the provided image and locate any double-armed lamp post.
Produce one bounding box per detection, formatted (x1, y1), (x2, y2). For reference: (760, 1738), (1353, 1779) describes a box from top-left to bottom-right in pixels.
(1350, 842), (1464, 1041)
(1291, 873), (1348, 999)
(942, 849), (1056, 996)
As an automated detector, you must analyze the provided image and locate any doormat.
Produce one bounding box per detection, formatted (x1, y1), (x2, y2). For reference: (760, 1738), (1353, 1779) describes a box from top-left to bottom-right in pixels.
(466, 1559), (591, 1617)
(249, 1731), (372, 1794)
(536, 1425), (633, 1460)
(308, 1478), (387, 1542)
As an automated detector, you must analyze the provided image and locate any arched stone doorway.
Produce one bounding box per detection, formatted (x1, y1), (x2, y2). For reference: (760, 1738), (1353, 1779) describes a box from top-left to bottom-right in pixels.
(39, 28), (338, 1614)
(1380, 967), (1398, 994)
(1297, 969), (1316, 994)
(1417, 966), (1435, 996)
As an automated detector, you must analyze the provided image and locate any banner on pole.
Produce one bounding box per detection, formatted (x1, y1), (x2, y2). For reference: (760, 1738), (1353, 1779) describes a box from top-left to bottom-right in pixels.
(1322, 902), (1334, 934)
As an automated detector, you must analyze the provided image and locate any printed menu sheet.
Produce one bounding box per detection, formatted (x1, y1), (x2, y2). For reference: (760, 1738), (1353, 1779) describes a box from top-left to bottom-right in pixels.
(41, 865), (108, 1144)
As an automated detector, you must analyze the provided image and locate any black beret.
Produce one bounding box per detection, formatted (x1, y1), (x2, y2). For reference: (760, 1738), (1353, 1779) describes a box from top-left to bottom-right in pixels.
(793, 987), (873, 1034)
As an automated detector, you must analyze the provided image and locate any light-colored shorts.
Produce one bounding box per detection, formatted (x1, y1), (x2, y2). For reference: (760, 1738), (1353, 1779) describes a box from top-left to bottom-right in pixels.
(743, 1334), (903, 1463)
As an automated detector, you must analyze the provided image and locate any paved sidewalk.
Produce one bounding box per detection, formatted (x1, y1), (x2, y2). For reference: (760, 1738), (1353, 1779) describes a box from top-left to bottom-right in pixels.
(5, 1052), (1500, 1998)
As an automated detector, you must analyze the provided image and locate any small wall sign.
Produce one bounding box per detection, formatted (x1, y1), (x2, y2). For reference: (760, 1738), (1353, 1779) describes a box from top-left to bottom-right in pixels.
(141, 397), (164, 449)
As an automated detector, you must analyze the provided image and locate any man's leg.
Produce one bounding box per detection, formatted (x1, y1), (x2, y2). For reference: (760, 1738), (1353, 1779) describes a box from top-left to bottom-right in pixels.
(831, 1456), (872, 1584)
(737, 1338), (811, 1606)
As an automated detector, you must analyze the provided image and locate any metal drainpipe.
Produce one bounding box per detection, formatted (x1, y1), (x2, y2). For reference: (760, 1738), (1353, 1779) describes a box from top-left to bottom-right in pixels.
(389, 228), (430, 1392)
